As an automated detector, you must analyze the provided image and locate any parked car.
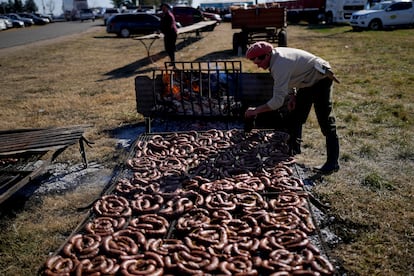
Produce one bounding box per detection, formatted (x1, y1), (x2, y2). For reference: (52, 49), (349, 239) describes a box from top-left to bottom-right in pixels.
(80, 9), (96, 22)
(0, 18), (7, 30)
(33, 12), (54, 23)
(203, 11), (222, 23)
(6, 13), (34, 26)
(222, 13), (232, 22)
(102, 7), (120, 25)
(1, 15), (25, 28)
(106, 13), (161, 38)
(18, 12), (49, 25)
(350, 0), (414, 30)
(0, 15), (13, 28)
(172, 6), (204, 26)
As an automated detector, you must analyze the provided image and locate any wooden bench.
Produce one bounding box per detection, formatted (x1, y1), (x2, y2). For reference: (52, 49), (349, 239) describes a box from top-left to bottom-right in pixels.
(133, 20), (217, 61)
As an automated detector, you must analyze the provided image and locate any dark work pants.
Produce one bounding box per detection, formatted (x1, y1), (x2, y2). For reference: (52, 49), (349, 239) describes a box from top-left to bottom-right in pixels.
(288, 77), (339, 163)
(164, 32), (177, 63)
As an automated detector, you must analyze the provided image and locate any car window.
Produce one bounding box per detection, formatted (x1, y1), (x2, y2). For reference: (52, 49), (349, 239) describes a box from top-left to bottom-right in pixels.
(173, 8), (186, 15)
(105, 9), (118, 13)
(371, 2), (391, 10)
(388, 2), (412, 11)
(112, 15), (125, 22)
(145, 15), (159, 23)
(134, 14), (143, 22)
(123, 14), (131, 20)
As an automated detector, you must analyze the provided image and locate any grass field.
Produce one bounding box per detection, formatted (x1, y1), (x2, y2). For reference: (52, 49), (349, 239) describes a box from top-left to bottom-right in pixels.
(0, 22), (413, 275)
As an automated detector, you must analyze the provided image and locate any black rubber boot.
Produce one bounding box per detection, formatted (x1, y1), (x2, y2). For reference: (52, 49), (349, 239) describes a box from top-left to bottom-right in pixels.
(288, 138), (302, 156)
(288, 124), (303, 156)
(314, 135), (340, 174)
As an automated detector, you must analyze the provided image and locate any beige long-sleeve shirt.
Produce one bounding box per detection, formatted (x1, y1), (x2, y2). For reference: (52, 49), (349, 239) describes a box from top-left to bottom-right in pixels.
(266, 47), (331, 110)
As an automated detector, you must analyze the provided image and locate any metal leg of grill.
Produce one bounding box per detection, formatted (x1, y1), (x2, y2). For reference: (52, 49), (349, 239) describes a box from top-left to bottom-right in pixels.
(79, 136), (94, 168)
(145, 117), (152, 133)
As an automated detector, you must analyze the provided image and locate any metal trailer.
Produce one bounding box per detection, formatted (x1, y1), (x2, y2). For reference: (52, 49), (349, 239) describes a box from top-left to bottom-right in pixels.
(231, 6), (288, 55)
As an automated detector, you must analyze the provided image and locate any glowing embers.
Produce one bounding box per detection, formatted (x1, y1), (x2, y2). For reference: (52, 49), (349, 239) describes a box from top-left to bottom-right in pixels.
(158, 68), (241, 116)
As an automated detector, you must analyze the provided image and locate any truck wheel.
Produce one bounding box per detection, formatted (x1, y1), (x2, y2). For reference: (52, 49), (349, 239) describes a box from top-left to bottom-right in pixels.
(287, 11), (300, 24)
(232, 33), (240, 55)
(120, 28), (131, 38)
(325, 12), (333, 25)
(369, 19), (382, 30)
(278, 30), (287, 47)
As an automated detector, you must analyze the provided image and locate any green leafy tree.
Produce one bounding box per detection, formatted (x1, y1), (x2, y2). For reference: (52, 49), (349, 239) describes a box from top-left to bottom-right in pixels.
(13, 0), (24, 12)
(24, 0), (38, 12)
(0, 1), (10, 13)
(111, 0), (124, 8)
(140, 0), (161, 7)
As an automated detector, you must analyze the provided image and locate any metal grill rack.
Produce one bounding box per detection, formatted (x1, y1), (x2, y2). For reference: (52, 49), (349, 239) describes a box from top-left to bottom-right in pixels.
(42, 129), (336, 275)
(136, 61), (243, 133)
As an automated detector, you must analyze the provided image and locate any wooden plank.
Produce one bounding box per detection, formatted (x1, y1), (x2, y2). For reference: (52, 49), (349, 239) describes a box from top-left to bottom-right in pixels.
(0, 125), (90, 155)
(177, 20), (216, 34)
(133, 20), (217, 41)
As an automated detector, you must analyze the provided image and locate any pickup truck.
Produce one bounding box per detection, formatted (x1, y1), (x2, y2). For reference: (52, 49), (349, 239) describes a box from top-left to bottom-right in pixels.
(80, 8), (95, 22)
(350, 0), (414, 30)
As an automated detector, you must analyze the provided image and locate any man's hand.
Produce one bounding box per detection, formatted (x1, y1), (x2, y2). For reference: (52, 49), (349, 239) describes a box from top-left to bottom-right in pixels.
(245, 107), (257, 118)
(288, 95), (296, 111)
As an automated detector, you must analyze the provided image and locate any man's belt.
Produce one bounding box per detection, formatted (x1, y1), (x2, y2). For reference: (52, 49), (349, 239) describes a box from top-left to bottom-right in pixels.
(315, 64), (340, 84)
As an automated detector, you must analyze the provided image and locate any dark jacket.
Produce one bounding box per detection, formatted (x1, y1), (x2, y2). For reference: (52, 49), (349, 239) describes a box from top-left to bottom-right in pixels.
(160, 10), (177, 36)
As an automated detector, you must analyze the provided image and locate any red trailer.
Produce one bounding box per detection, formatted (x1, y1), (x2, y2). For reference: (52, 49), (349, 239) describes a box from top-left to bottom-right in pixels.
(274, 0), (325, 23)
(231, 6), (288, 55)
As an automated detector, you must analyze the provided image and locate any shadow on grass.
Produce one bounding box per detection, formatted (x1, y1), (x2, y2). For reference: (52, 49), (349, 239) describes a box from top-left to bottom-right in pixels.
(194, 49), (237, 61)
(103, 122), (146, 144)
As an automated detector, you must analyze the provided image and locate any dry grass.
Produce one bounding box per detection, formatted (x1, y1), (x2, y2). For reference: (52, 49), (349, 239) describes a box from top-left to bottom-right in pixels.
(0, 22), (413, 275)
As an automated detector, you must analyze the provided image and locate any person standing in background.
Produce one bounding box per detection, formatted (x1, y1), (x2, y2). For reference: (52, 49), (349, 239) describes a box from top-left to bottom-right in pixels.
(160, 3), (178, 65)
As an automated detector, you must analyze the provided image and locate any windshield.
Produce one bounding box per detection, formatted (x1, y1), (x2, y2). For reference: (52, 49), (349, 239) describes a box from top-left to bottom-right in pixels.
(370, 2), (391, 10)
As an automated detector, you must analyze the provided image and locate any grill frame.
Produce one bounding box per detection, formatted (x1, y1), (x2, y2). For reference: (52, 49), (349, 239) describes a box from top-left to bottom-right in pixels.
(136, 61), (246, 133)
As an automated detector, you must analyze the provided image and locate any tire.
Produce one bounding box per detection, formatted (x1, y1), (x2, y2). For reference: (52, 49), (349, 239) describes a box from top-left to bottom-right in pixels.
(325, 12), (333, 25)
(287, 11), (300, 24)
(232, 33), (240, 55)
(278, 30), (287, 47)
(120, 28), (130, 38)
(369, 19), (382, 30)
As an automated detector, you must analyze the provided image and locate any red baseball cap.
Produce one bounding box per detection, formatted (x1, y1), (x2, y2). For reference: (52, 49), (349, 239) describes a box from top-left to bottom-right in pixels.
(246, 42), (274, 60)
